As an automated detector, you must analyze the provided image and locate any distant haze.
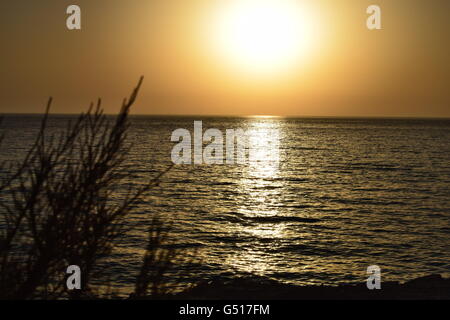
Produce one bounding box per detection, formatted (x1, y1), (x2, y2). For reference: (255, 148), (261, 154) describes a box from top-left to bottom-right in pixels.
(0, 0), (449, 117)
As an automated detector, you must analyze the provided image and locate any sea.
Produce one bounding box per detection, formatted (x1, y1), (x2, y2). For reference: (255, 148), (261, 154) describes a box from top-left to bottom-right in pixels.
(1, 115), (450, 295)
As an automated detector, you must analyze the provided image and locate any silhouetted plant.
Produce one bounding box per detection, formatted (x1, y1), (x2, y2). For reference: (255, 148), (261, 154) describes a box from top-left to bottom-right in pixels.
(134, 217), (178, 298)
(0, 78), (184, 299)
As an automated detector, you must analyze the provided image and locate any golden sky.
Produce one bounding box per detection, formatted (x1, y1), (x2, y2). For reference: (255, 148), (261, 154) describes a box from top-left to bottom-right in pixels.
(1, 0), (449, 117)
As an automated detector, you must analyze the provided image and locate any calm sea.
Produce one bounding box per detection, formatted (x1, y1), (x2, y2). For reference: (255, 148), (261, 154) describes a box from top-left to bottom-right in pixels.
(1, 115), (450, 294)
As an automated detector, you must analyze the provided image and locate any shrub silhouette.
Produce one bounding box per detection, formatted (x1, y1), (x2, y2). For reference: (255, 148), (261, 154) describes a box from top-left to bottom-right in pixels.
(0, 78), (181, 299)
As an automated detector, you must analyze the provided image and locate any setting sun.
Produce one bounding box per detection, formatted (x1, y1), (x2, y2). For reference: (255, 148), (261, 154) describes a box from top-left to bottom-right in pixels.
(211, 0), (318, 75)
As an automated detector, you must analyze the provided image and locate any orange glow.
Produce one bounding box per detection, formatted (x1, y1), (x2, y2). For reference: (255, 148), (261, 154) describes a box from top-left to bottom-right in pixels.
(209, 0), (320, 76)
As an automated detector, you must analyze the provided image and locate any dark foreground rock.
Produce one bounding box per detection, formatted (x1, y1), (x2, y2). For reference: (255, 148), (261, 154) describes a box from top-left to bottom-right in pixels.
(173, 274), (450, 300)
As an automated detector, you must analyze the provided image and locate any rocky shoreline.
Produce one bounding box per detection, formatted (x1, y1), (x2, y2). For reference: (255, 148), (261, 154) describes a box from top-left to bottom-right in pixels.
(173, 274), (450, 300)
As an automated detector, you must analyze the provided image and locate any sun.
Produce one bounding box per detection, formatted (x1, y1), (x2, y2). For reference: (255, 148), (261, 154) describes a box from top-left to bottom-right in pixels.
(211, 0), (318, 76)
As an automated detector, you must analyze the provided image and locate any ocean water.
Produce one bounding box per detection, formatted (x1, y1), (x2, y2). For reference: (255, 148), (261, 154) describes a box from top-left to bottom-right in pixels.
(1, 115), (450, 294)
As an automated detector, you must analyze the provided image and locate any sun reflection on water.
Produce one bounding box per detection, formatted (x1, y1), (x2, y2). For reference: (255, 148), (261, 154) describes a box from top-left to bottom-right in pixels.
(225, 119), (287, 275)
(247, 122), (280, 179)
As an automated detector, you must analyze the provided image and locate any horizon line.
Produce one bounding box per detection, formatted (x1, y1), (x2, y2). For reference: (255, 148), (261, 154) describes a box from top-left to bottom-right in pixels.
(1, 112), (450, 120)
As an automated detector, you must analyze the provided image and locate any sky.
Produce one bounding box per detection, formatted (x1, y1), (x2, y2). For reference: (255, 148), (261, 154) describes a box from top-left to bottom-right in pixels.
(0, 0), (449, 117)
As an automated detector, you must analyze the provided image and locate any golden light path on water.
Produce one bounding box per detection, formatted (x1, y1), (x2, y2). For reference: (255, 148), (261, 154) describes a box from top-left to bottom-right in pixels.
(224, 118), (288, 275)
